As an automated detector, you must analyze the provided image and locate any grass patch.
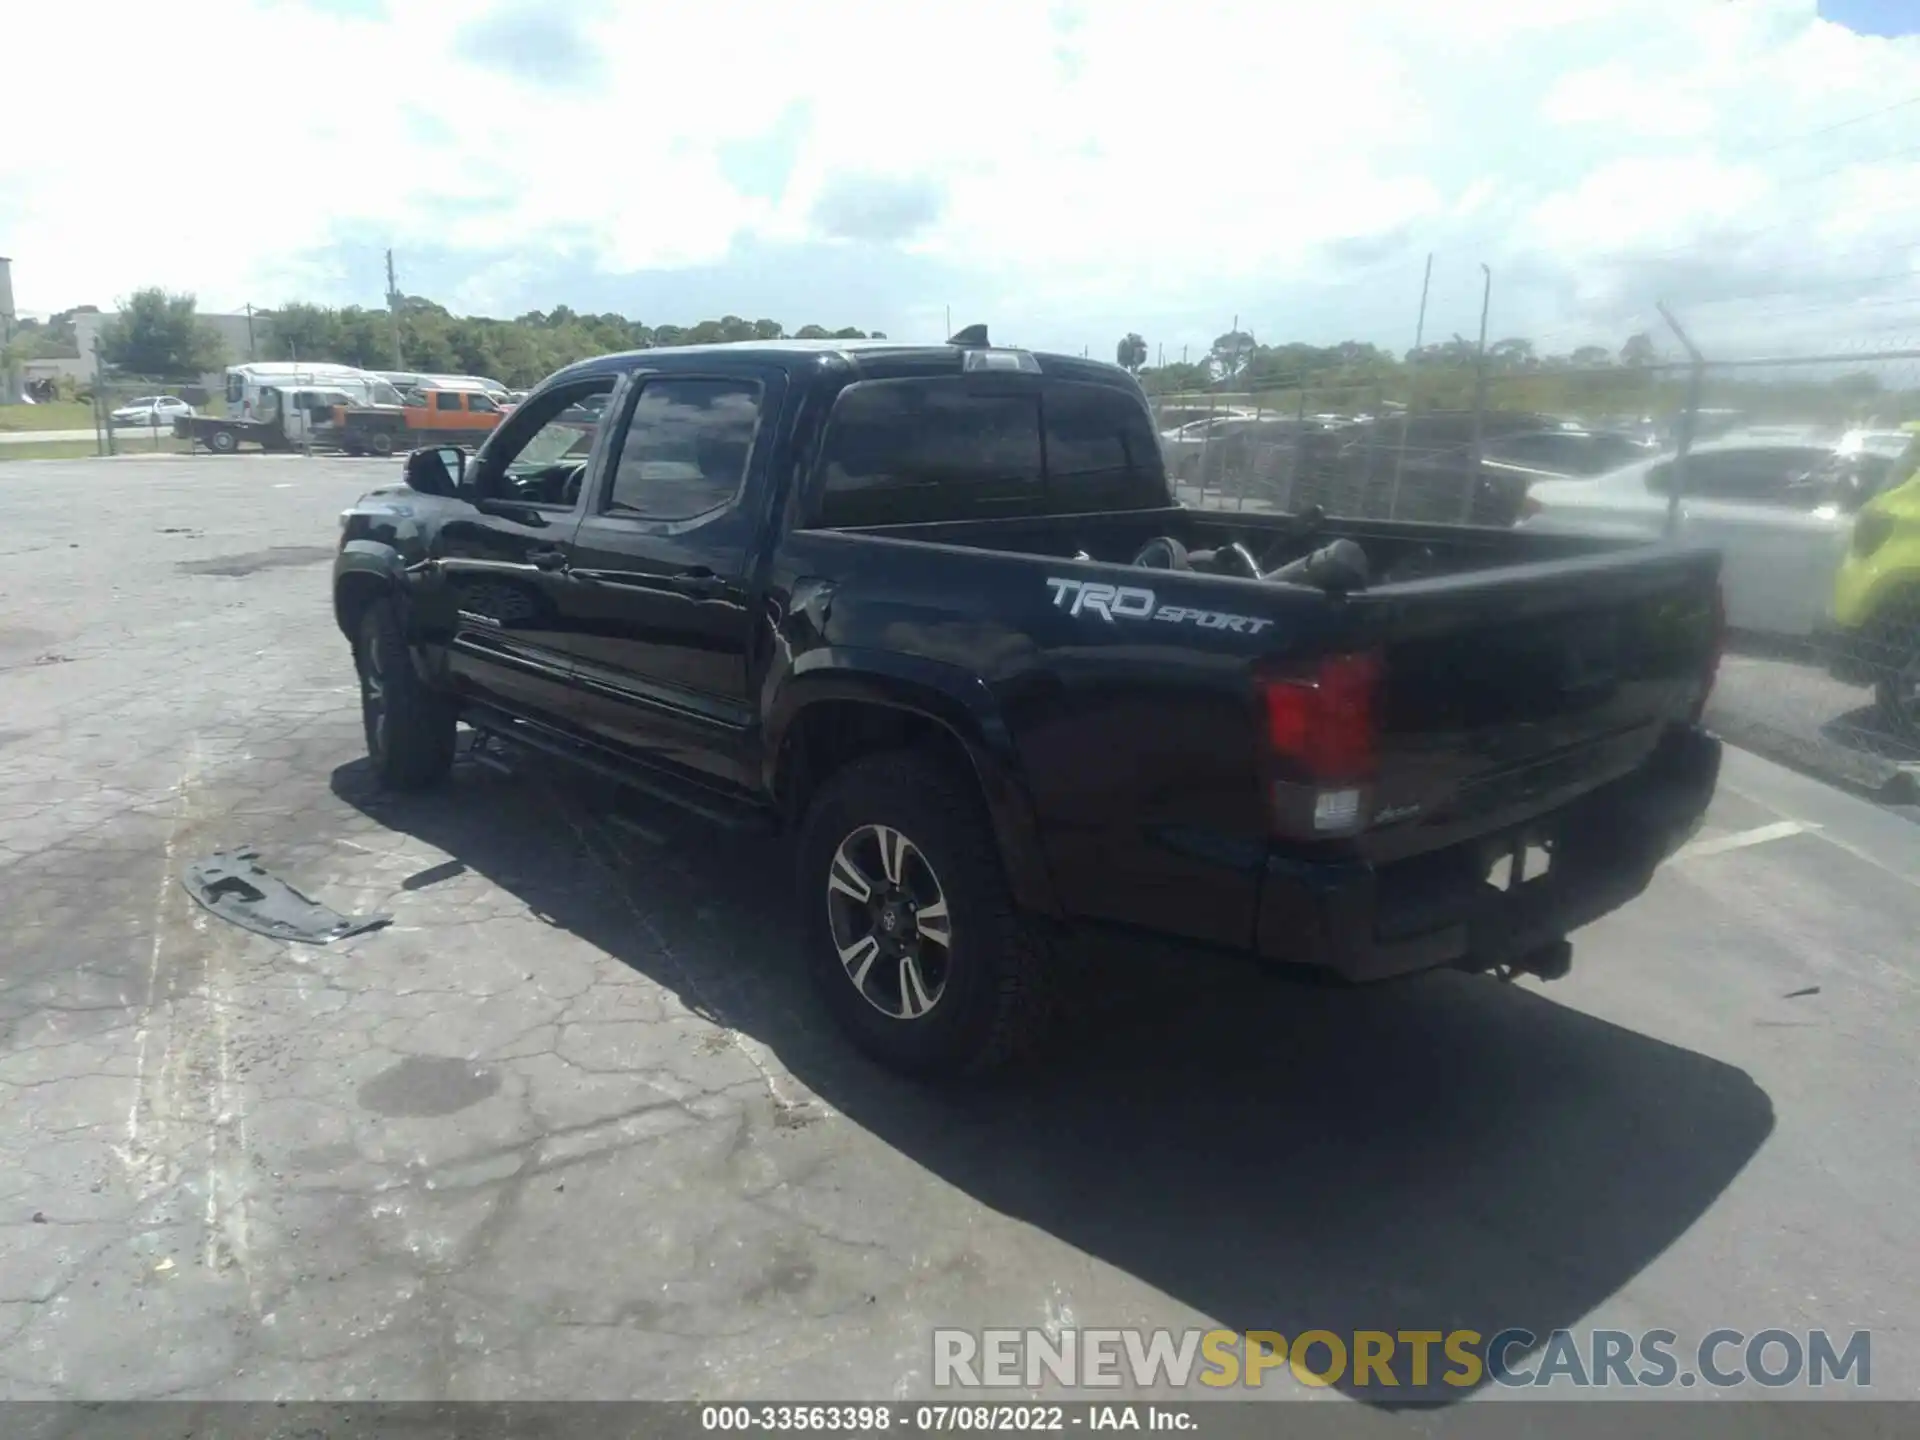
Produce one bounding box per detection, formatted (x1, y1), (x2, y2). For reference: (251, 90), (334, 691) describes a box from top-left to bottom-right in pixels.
(0, 438), (195, 462)
(0, 401), (97, 432)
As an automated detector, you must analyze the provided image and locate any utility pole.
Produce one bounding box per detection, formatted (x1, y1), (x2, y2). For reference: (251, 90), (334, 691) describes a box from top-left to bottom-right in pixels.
(244, 303), (257, 361)
(93, 338), (114, 457)
(945, 305), (951, 340)
(1463, 263), (1493, 522)
(1657, 301), (1704, 540)
(1389, 252), (1434, 514)
(385, 249), (404, 369)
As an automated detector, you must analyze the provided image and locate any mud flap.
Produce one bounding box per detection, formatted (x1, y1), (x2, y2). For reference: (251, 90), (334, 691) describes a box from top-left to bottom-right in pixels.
(182, 849), (390, 944)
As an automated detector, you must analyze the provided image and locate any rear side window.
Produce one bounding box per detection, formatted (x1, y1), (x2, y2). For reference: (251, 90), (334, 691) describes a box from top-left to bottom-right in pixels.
(816, 380), (1043, 526)
(1042, 382), (1166, 511)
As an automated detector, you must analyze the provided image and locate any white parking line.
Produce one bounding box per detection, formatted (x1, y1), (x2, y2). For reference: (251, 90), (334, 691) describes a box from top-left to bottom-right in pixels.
(1673, 819), (1819, 862)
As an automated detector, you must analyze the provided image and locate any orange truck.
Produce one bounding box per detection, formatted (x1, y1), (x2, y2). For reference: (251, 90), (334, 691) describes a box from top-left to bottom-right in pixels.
(320, 382), (509, 457)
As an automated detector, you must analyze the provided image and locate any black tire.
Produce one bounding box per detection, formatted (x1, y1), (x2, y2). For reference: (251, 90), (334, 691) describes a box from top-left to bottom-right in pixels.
(354, 600), (456, 790)
(207, 428), (238, 454)
(796, 748), (1055, 1077)
(368, 431), (395, 457)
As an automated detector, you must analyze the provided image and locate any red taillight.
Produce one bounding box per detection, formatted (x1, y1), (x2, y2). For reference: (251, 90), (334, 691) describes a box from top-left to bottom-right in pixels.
(1259, 651), (1382, 782)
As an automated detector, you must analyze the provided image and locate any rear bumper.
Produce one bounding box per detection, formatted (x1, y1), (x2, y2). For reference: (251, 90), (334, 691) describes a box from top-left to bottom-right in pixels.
(1253, 725), (1721, 982)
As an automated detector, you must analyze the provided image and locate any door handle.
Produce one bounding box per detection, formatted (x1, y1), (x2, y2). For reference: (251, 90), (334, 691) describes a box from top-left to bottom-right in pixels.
(528, 547), (568, 571)
(668, 568), (727, 598)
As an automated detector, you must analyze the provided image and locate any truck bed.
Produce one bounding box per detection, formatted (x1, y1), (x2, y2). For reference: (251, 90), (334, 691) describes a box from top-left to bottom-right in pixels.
(779, 505), (1722, 963)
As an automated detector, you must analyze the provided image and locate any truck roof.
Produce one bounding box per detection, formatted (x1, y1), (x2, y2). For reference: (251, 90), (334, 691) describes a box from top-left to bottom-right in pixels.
(231, 361), (380, 377)
(549, 337), (1141, 393)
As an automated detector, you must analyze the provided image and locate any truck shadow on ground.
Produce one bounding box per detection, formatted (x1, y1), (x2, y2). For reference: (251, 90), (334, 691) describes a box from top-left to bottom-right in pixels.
(332, 756), (1776, 1408)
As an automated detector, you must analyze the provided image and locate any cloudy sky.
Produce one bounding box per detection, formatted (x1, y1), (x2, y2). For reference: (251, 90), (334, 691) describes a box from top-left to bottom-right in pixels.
(3, 0), (1918, 361)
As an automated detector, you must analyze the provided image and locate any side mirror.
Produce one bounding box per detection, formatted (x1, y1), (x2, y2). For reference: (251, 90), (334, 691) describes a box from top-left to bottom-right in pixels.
(403, 445), (465, 497)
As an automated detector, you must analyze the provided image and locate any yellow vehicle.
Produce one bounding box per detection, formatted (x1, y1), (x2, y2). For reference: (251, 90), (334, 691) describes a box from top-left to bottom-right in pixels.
(1823, 423), (1920, 736)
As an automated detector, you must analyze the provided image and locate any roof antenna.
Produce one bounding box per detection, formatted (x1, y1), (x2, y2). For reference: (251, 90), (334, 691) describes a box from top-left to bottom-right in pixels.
(948, 324), (989, 347)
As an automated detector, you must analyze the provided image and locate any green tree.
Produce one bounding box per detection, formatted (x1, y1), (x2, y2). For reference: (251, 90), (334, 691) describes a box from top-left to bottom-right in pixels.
(1115, 333), (1147, 372)
(98, 288), (226, 377)
(266, 302), (343, 362)
(1489, 338), (1536, 370)
(1620, 332), (1657, 367)
(1209, 329), (1256, 379)
(1137, 360), (1214, 395)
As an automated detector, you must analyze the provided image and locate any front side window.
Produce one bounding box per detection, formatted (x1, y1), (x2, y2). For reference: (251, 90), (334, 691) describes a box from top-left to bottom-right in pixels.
(817, 378), (1043, 526)
(433, 391), (463, 412)
(477, 376), (617, 506)
(603, 377), (763, 520)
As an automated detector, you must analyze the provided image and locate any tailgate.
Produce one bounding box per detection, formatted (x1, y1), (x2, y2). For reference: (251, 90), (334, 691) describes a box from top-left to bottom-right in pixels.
(1350, 543), (1721, 863)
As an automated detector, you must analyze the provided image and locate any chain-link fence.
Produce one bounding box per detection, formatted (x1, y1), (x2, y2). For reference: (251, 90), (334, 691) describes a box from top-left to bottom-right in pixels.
(83, 376), (209, 455)
(1150, 362), (1682, 527)
(1658, 344), (1920, 789)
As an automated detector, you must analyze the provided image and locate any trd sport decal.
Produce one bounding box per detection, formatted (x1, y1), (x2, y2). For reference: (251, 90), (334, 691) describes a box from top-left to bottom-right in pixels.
(1045, 577), (1274, 635)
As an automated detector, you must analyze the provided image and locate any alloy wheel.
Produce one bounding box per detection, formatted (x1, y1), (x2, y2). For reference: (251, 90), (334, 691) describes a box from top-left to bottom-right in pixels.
(360, 633), (388, 757)
(824, 824), (953, 1020)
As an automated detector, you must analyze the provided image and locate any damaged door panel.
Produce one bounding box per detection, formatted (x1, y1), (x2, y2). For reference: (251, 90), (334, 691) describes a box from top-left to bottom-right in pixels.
(182, 850), (390, 943)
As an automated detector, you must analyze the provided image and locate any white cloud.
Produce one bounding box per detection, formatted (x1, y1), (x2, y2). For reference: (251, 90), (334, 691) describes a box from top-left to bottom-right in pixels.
(3, 0), (1918, 358)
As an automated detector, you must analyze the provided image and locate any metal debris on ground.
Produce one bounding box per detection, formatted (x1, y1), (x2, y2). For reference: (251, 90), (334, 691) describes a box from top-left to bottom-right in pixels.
(182, 849), (390, 943)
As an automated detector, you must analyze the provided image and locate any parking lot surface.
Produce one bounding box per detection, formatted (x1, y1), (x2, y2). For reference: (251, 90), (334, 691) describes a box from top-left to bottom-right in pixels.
(2, 457), (1918, 1410)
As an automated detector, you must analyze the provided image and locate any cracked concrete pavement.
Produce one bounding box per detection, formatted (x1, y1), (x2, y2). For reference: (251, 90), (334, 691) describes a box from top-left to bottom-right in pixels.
(1, 456), (1917, 1408)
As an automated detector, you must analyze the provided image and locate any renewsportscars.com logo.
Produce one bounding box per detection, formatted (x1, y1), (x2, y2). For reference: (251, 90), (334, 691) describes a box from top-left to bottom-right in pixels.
(932, 1326), (1872, 1391)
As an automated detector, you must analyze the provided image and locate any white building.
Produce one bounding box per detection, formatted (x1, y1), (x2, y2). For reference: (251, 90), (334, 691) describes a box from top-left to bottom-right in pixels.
(72, 308), (273, 392)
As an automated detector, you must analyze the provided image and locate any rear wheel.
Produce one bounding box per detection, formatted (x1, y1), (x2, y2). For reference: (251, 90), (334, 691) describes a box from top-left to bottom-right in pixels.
(354, 600), (456, 790)
(367, 431), (395, 457)
(796, 748), (1056, 1077)
(207, 428), (238, 454)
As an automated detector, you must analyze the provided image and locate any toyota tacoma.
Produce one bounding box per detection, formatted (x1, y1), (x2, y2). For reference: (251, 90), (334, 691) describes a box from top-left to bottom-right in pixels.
(333, 330), (1724, 1076)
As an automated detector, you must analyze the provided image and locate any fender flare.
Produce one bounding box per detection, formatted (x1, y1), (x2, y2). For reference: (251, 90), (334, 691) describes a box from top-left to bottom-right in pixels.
(332, 540), (409, 639)
(765, 647), (1062, 918)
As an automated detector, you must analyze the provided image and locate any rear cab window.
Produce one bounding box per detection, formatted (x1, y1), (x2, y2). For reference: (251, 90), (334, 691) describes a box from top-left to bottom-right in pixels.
(812, 374), (1164, 527)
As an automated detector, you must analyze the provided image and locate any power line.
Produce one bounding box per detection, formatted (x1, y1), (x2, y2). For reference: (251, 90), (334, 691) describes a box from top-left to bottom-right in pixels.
(1668, 267), (1920, 306)
(1738, 91), (1920, 159)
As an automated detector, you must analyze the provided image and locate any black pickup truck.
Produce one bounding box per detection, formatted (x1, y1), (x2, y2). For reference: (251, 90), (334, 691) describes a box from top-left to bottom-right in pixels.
(333, 332), (1725, 1076)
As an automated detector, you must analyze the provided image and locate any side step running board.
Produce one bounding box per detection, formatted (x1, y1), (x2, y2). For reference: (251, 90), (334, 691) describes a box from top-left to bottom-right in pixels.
(462, 704), (777, 835)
